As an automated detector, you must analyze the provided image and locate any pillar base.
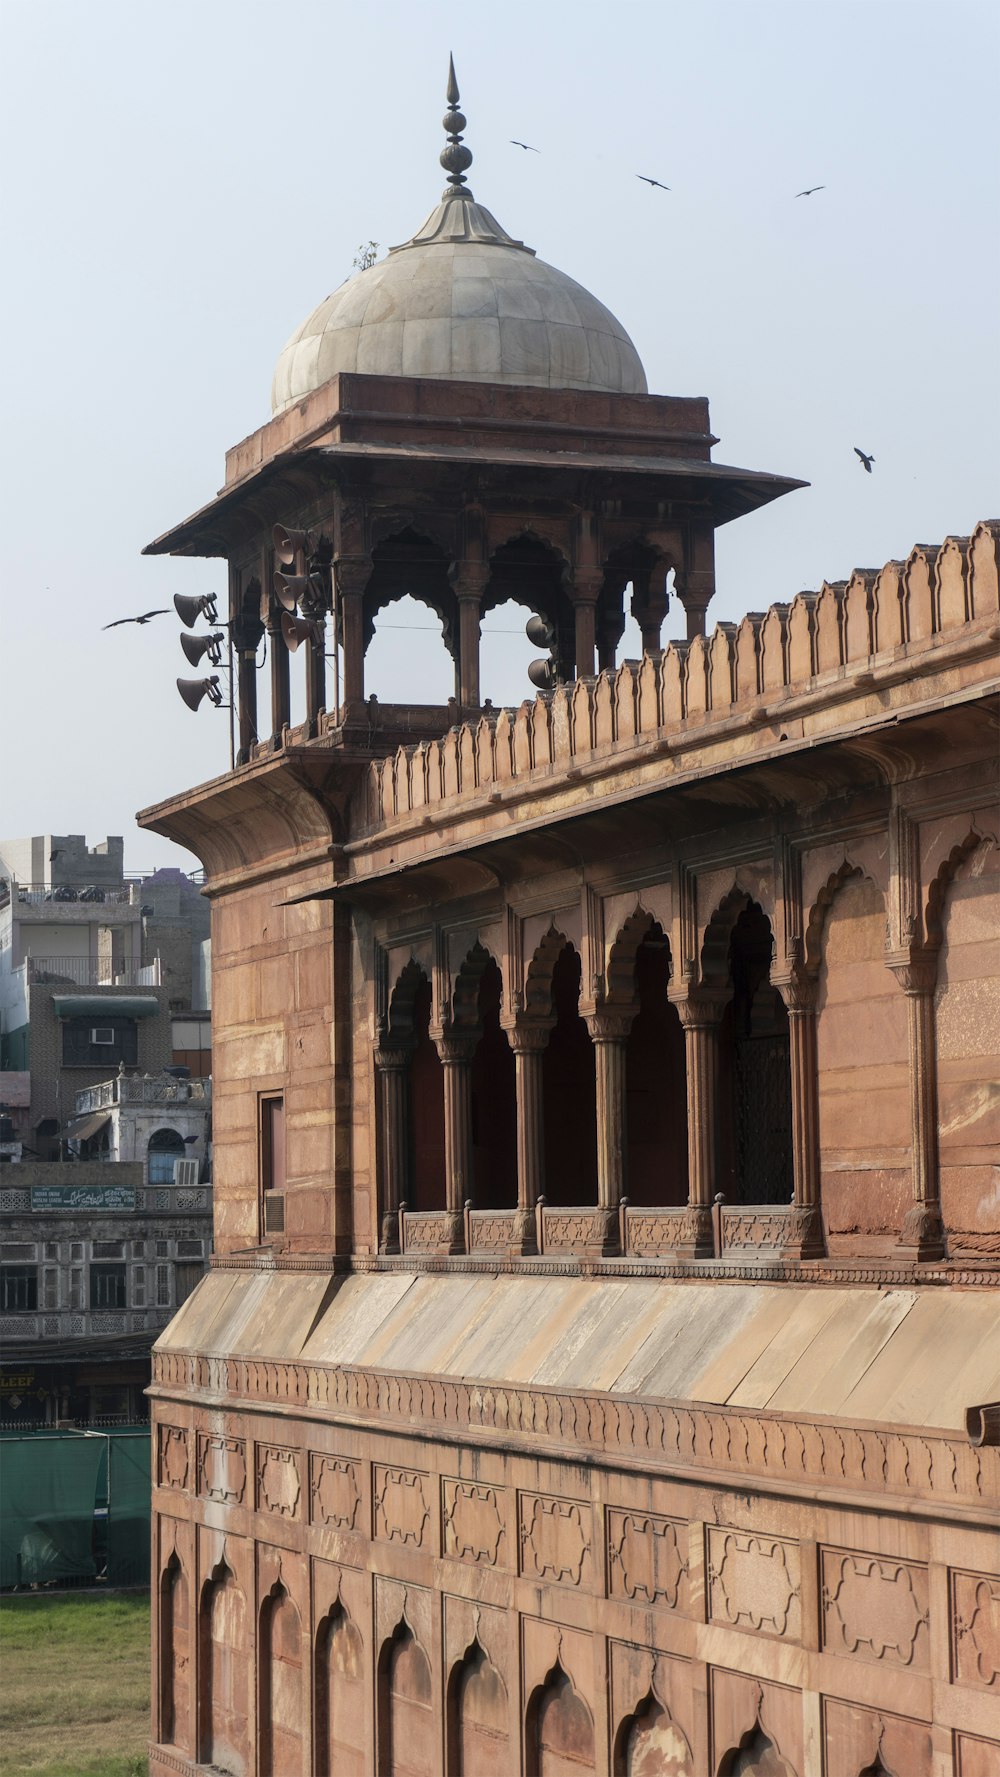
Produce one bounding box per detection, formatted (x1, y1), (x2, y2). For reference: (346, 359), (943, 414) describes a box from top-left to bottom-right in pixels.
(673, 1204), (714, 1259)
(379, 1212), (400, 1255)
(781, 1204), (826, 1260)
(896, 1200), (946, 1262)
(442, 1210), (466, 1256)
(591, 1206), (621, 1258)
(507, 1205), (538, 1258)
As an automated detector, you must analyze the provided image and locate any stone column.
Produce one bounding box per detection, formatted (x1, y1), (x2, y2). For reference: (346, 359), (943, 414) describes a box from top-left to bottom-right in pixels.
(677, 523), (716, 639)
(335, 558), (369, 708)
(437, 1035), (477, 1253)
(672, 992), (725, 1256)
(783, 972), (826, 1257)
(509, 1024), (548, 1254)
(588, 1011), (635, 1255)
(453, 566), (487, 711)
(890, 955), (946, 1260)
(265, 604), (290, 745)
(375, 1047), (410, 1253)
(572, 570), (602, 679)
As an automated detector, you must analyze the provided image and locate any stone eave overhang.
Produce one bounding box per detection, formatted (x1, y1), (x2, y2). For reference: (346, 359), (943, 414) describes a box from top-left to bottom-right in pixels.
(141, 439), (805, 560)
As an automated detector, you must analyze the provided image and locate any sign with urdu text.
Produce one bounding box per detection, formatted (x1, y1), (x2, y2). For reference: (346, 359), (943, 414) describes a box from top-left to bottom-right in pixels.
(30, 1185), (136, 1212)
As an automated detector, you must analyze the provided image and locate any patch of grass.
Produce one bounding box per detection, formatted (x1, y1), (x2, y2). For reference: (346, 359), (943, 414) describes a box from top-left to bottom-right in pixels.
(0, 1593), (149, 1777)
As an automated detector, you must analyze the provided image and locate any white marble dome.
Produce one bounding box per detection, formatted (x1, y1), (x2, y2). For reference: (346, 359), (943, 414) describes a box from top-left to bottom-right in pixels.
(270, 191), (647, 415)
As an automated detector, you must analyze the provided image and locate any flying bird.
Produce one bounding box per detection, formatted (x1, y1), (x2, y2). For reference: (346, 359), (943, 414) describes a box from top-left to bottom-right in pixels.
(510, 140), (540, 153)
(102, 610), (169, 630)
(637, 175), (670, 190)
(854, 448), (875, 473)
(794, 184), (826, 197)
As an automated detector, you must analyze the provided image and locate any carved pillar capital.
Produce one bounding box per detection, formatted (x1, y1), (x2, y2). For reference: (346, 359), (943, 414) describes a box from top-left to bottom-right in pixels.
(669, 985), (728, 1030)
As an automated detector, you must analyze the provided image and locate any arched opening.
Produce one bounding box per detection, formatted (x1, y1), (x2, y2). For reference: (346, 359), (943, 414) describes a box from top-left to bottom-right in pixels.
(931, 839), (999, 1249)
(614, 1692), (693, 1775)
(315, 1601), (364, 1777)
(364, 529), (458, 706)
(624, 928), (688, 1206)
(526, 1663), (595, 1775)
(159, 1551), (191, 1751)
(470, 958), (516, 1208)
(716, 902), (793, 1205)
(542, 946), (598, 1206)
(485, 536), (574, 685)
(147, 1127), (185, 1187)
(259, 1583), (303, 1777)
(477, 596), (543, 707)
(717, 1724), (794, 1777)
(199, 1562), (248, 1775)
(446, 1638), (508, 1774)
(409, 976), (445, 1211)
(378, 1621), (434, 1777)
(815, 874), (910, 1240)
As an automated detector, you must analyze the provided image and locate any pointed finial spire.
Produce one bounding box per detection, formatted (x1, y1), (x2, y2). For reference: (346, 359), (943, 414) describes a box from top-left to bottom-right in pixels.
(440, 52), (473, 198)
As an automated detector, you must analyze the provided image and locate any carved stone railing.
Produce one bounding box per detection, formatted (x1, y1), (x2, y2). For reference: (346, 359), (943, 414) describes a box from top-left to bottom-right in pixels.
(622, 1205), (691, 1258)
(466, 1209), (520, 1254)
(538, 1205), (617, 1256)
(364, 522), (999, 832)
(720, 1205), (815, 1252)
(398, 1209), (459, 1256)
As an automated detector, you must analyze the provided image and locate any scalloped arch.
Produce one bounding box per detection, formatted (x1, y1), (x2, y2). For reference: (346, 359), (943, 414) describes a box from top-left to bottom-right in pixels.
(524, 926), (572, 1018)
(804, 860), (876, 976)
(386, 957), (430, 1041)
(606, 907), (668, 1004)
(925, 830), (992, 950)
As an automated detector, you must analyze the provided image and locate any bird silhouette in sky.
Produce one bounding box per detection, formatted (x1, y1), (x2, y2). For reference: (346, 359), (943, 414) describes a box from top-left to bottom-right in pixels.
(854, 448), (876, 473)
(102, 610), (169, 629)
(637, 174), (670, 190)
(510, 139), (540, 152)
(795, 184), (826, 197)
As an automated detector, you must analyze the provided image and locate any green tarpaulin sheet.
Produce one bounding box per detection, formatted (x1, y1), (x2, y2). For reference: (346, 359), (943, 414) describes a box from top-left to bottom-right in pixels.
(106, 1432), (151, 1585)
(0, 1435), (106, 1588)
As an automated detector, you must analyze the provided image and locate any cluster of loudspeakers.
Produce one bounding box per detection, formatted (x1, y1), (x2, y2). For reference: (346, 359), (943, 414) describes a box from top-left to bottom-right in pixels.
(175, 592), (226, 713)
(526, 613), (559, 690)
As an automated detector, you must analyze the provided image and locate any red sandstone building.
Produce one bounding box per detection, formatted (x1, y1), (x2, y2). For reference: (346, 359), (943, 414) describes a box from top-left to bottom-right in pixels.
(141, 67), (1000, 1777)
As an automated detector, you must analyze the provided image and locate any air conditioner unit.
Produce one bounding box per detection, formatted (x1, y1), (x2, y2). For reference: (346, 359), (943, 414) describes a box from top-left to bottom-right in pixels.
(172, 1159), (199, 1188)
(90, 1027), (116, 1044)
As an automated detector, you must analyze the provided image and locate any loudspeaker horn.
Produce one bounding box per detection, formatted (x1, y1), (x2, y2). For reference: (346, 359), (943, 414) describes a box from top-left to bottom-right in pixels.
(528, 658), (557, 692)
(180, 630), (225, 668)
(173, 591), (219, 629)
(281, 612), (323, 653)
(525, 613), (556, 649)
(272, 570), (312, 612)
(272, 524), (310, 564)
(176, 675), (223, 712)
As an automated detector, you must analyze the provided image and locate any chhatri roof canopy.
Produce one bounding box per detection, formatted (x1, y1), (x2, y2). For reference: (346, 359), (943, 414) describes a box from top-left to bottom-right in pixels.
(270, 56), (647, 413)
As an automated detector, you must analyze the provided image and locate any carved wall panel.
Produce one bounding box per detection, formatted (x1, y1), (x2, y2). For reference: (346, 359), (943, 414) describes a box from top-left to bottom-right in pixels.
(707, 1528), (801, 1641)
(952, 1568), (1000, 1689)
(710, 1669), (801, 1777)
(607, 1508), (689, 1612)
(197, 1433), (246, 1505)
(259, 1584), (304, 1777)
(442, 1477), (507, 1568)
(955, 1732), (1000, 1777)
(157, 1424), (189, 1492)
(382, 1622), (435, 1777)
(310, 1451), (362, 1533)
(609, 1642), (695, 1777)
(256, 1444), (301, 1519)
(821, 1548), (930, 1670)
(200, 1561), (249, 1773)
(315, 1598), (365, 1777)
(527, 1662), (596, 1777)
(374, 1465), (432, 1550)
(519, 1491), (594, 1588)
(821, 1698), (932, 1777)
(159, 1549), (192, 1754)
(448, 1637), (510, 1777)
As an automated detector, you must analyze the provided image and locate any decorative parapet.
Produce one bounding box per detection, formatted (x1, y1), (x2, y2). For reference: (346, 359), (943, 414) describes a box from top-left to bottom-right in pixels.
(363, 521), (999, 832)
(151, 1349), (999, 1517)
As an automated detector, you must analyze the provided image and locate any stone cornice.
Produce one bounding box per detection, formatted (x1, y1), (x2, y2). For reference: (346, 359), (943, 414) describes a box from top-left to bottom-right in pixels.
(149, 1350), (998, 1522)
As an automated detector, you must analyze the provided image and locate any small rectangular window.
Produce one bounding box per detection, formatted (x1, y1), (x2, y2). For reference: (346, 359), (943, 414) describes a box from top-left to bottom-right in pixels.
(156, 1264), (171, 1307)
(1, 1266), (37, 1311)
(89, 1263), (126, 1310)
(259, 1094), (285, 1239)
(70, 1270), (84, 1310)
(43, 1269), (59, 1310)
(132, 1267), (146, 1308)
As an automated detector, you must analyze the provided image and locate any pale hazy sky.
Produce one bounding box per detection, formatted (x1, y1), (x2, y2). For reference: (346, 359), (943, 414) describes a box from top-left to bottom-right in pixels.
(2, 0), (997, 875)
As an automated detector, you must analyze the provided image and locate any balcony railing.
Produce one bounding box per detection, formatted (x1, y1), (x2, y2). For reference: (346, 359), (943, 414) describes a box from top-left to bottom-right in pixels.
(25, 956), (160, 988)
(75, 1074), (211, 1113)
(2, 882), (140, 908)
(392, 1197), (818, 1261)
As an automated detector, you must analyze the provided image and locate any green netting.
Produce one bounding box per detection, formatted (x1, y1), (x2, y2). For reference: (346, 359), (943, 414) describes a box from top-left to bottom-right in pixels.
(0, 1435), (106, 1587)
(106, 1432), (151, 1585)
